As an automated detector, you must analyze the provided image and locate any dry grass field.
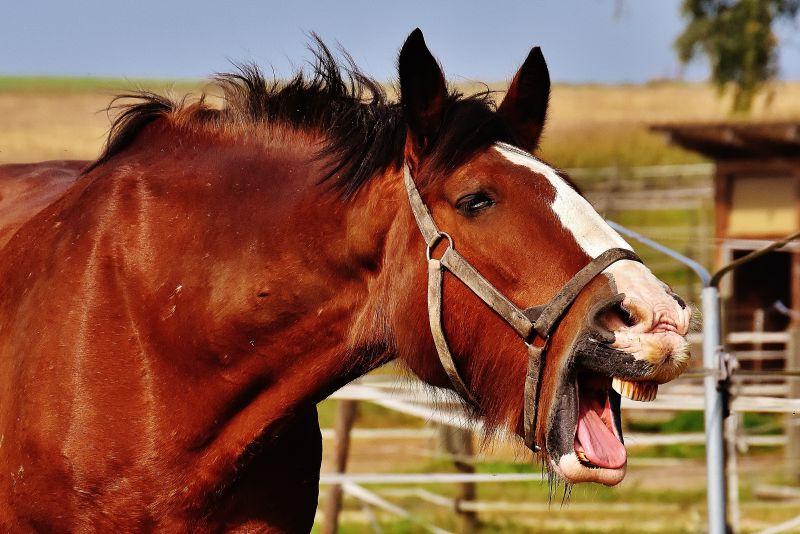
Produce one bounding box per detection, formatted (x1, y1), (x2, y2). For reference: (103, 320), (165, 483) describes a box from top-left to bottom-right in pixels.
(541, 81), (800, 168)
(3, 76), (800, 168)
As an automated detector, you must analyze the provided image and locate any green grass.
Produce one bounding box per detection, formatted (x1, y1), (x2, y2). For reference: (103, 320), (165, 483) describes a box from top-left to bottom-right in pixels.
(627, 411), (784, 436)
(541, 124), (709, 169)
(627, 411), (705, 433)
(318, 399), (426, 429)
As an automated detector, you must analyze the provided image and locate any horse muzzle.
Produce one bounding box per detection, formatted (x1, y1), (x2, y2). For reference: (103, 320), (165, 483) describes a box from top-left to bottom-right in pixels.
(543, 293), (691, 486)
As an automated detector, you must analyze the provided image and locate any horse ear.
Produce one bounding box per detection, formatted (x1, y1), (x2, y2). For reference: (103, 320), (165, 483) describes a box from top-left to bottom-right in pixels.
(399, 28), (447, 160)
(498, 47), (551, 152)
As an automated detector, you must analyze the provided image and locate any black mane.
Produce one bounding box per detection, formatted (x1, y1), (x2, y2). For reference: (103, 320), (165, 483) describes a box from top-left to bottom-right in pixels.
(87, 37), (515, 198)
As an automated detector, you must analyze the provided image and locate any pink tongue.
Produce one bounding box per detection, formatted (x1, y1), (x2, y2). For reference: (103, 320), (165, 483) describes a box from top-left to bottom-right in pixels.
(575, 397), (627, 469)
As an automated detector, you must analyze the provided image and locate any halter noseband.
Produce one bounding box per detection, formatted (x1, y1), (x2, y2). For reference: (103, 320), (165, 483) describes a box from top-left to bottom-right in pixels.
(403, 160), (641, 452)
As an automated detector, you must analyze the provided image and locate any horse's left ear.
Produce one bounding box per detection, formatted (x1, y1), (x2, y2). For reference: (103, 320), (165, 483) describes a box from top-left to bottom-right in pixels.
(498, 47), (551, 152)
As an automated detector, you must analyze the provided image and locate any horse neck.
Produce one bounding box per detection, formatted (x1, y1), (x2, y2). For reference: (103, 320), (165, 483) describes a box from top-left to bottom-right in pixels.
(2, 125), (407, 477)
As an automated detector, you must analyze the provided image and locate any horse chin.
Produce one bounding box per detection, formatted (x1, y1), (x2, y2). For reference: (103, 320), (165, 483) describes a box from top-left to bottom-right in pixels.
(554, 454), (627, 486)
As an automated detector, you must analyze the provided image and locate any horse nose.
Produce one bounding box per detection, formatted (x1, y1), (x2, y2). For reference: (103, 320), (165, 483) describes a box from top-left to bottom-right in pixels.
(616, 298), (653, 331)
(589, 286), (690, 342)
(591, 295), (652, 336)
(587, 295), (634, 343)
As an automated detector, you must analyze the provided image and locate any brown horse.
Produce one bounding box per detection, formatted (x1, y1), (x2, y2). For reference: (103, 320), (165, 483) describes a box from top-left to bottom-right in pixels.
(0, 30), (691, 531)
(0, 160), (85, 249)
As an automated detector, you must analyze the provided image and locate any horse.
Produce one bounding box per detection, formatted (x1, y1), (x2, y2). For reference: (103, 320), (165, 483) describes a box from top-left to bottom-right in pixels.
(0, 160), (85, 249)
(0, 30), (692, 532)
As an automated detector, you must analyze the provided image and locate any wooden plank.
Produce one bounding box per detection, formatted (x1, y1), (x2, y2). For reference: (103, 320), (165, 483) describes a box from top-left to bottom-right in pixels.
(439, 426), (478, 533)
(622, 393), (800, 413)
(322, 400), (359, 534)
(333, 383), (800, 416)
(727, 331), (790, 344)
(756, 514), (800, 534)
(321, 473), (545, 485)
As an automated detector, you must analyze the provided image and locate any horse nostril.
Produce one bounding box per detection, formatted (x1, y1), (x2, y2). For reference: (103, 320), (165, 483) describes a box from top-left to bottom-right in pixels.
(612, 302), (639, 328)
(588, 295), (641, 342)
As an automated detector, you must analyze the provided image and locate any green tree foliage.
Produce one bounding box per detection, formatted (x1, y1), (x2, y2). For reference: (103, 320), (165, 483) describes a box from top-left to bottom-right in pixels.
(675, 0), (799, 112)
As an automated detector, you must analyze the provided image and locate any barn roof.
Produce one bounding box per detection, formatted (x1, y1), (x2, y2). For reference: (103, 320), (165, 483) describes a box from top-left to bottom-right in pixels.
(651, 121), (800, 160)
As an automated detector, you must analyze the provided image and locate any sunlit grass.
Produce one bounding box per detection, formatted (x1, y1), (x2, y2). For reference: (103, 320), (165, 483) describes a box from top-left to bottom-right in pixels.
(0, 75), (201, 93)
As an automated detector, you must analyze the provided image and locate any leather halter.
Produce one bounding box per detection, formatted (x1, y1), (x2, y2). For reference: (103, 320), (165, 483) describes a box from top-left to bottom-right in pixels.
(403, 160), (641, 452)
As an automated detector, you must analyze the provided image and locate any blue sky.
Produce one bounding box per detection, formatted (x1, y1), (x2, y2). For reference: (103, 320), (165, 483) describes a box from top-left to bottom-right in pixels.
(2, 0), (798, 83)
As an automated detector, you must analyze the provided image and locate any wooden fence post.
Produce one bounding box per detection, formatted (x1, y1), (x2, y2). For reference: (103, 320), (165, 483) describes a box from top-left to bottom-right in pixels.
(787, 326), (800, 483)
(753, 308), (765, 372)
(439, 426), (478, 534)
(323, 399), (358, 534)
(724, 409), (741, 531)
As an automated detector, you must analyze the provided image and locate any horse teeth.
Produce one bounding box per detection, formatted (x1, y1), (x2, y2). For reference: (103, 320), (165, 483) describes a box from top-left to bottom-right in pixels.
(612, 378), (658, 402)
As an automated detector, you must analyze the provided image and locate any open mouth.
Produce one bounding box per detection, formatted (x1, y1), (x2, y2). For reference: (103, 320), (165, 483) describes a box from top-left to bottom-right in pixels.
(551, 370), (633, 486)
(547, 335), (676, 486)
(541, 286), (692, 486)
(574, 373), (626, 470)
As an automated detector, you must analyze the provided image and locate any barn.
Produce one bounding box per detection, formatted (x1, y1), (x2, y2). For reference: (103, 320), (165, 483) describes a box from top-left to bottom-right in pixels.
(652, 122), (800, 363)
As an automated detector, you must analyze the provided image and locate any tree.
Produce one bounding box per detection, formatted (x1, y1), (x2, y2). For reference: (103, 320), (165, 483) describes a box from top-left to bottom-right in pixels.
(675, 0), (799, 113)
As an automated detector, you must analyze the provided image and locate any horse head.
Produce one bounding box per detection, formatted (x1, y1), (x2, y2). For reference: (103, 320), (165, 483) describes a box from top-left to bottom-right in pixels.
(389, 30), (691, 486)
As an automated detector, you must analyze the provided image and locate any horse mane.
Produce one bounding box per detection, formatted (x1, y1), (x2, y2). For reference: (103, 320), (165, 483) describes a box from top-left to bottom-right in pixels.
(85, 36), (516, 198)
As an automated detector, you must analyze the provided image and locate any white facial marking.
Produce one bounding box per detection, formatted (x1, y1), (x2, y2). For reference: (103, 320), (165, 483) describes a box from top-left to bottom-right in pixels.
(495, 143), (691, 342)
(495, 143), (631, 258)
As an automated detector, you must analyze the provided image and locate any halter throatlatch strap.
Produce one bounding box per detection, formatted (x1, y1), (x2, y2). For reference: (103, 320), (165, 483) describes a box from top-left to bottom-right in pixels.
(427, 258), (478, 405)
(523, 343), (544, 450)
(403, 164), (642, 452)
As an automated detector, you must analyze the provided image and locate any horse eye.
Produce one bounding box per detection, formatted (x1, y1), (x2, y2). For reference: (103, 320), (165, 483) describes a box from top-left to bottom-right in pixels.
(456, 192), (495, 216)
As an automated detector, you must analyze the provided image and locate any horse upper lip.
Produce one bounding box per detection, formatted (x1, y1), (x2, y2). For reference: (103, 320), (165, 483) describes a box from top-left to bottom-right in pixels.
(650, 320), (680, 334)
(573, 336), (654, 381)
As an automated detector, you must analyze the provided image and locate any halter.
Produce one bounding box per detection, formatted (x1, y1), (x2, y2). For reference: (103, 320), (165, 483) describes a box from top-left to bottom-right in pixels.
(403, 154), (641, 452)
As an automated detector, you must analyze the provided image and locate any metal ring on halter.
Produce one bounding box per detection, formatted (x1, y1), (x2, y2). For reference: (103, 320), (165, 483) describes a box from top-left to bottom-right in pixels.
(426, 232), (454, 262)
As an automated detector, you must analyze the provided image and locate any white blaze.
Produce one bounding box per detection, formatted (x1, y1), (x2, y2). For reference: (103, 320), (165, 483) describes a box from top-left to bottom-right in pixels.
(494, 142), (691, 342)
(494, 142), (630, 258)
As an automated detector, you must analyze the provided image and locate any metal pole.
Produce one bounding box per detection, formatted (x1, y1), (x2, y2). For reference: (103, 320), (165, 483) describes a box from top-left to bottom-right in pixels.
(610, 222), (727, 533)
(611, 223), (800, 534)
(702, 286), (728, 534)
(786, 327), (800, 483)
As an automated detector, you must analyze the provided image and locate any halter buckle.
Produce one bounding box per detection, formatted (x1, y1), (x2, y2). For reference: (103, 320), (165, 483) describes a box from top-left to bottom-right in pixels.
(426, 231), (454, 262)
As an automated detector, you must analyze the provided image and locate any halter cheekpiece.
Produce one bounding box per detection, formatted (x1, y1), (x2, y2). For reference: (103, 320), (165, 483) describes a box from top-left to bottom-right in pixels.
(403, 147), (641, 452)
